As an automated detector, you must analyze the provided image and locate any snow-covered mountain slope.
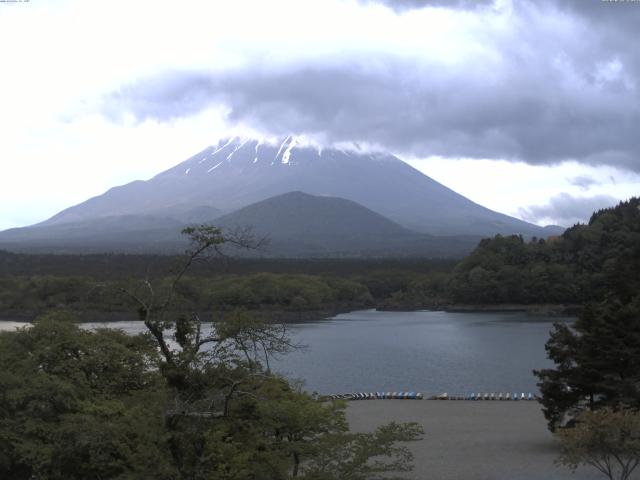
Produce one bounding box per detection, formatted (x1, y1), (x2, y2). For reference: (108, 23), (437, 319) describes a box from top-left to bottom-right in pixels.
(39, 136), (553, 237)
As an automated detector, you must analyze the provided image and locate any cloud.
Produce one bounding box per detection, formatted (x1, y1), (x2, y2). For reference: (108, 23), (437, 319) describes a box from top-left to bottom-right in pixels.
(518, 193), (619, 226)
(104, 71), (217, 123)
(101, 0), (640, 172)
(545, 0), (640, 33)
(567, 175), (600, 190)
(364, 0), (495, 12)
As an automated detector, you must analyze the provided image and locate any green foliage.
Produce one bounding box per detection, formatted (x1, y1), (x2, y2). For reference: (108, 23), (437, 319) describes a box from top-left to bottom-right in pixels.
(0, 248), (456, 319)
(557, 408), (640, 480)
(181, 225), (225, 251)
(206, 273), (372, 311)
(450, 198), (640, 305)
(533, 199), (640, 431)
(0, 272), (377, 320)
(301, 421), (424, 480)
(450, 235), (575, 304)
(535, 296), (640, 431)
(0, 276), (92, 314)
(0, 226), (425, 478)
(0, 312), (175, 480)
(0, 311), (423, 479)
(379, 271), (452, 309)
(0, 252), (457, 280)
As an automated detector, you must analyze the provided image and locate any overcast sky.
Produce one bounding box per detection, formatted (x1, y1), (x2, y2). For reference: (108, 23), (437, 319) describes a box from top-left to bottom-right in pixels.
(1, 0), (638, 230)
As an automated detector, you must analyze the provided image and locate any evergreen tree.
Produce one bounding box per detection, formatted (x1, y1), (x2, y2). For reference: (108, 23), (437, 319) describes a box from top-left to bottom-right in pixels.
(535, 296), (640, 431)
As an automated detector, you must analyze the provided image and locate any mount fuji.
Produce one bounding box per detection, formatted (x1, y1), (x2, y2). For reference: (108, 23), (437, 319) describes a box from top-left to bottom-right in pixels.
(0, 137), (560, 256)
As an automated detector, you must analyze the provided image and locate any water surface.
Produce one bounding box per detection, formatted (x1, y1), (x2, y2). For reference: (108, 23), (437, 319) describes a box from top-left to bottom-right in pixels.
(1, 309), (568, 395)
(271, 309), (567, 395)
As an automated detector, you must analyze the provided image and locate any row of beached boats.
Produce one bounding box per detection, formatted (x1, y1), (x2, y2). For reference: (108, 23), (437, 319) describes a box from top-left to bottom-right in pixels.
(328, 392), (424, 400)
(432, 392), (537, 401)
(326, 392), (538, 401)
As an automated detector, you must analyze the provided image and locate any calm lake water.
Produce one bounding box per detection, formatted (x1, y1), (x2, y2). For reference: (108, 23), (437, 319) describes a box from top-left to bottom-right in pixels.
(0, 310), (568, 395)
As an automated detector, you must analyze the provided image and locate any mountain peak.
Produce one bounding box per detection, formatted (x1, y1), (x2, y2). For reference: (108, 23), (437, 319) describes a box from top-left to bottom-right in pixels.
(174, 136), (388, 177)
(15, 139), (555, 240)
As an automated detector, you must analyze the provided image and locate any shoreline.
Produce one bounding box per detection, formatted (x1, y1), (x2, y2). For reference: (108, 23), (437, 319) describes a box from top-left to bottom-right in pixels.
(379, 302), (581, 316)
(0, 302), (579, 324)
(0, 304), (363, 324)
(443, 303), (581, 316)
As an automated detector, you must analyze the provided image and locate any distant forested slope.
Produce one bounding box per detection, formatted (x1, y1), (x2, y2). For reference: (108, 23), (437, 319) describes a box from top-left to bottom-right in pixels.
(448, 198), (640, 305)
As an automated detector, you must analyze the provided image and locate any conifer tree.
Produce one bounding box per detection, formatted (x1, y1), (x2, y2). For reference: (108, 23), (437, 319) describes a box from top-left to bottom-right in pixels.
(535, 296), (640, 431)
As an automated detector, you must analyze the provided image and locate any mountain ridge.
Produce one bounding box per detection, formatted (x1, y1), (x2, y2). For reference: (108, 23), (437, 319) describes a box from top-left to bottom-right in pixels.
(39, 137), (558, 237)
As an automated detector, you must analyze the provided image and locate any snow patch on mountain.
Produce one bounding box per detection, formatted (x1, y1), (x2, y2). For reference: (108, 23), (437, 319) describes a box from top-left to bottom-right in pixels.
(275, 135), (292, 163)
(282, 138), (297, 164)
(253, 140), (262, 163)
(206, 137), (236, 160)
(226, 138), (249, 161)
(207, 161), (224, 172)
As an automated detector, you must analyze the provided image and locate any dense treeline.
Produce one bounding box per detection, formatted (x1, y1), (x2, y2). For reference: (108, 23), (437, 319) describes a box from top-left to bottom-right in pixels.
(0, 271), (452, 320)
(0, 252), (455, 279)
(447, 198), (640, 305)
(0, 261), (453, 320)
(0, 274), (373, 320)
(448, 235), (578, 304)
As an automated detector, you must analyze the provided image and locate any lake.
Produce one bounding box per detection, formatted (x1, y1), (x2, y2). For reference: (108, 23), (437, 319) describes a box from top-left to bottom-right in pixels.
(0, 309), (567, 395)
(272, 309), (565, 395)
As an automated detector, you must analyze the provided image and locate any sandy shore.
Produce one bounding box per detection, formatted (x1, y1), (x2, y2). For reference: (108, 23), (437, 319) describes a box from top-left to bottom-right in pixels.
(347, 401), (625, 480)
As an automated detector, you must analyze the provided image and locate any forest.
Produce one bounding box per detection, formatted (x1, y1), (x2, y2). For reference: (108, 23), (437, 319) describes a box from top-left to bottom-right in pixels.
(1, 198), (638, 319)
(0, 256), (453, 321)
(448, 197), (640, 305)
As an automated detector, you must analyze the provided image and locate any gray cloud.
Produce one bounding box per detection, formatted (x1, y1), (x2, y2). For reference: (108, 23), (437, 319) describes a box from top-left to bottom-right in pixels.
(518, 193), (619, 226)
(104, 71), (215, 123)
(102, 1), (640, 172)
(568, 175), (600, 190)
(545, 0), (640, 32)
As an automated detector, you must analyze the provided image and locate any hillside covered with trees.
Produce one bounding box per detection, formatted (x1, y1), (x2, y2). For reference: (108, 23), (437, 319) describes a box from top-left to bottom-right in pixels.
(446, 198), (640, 306)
